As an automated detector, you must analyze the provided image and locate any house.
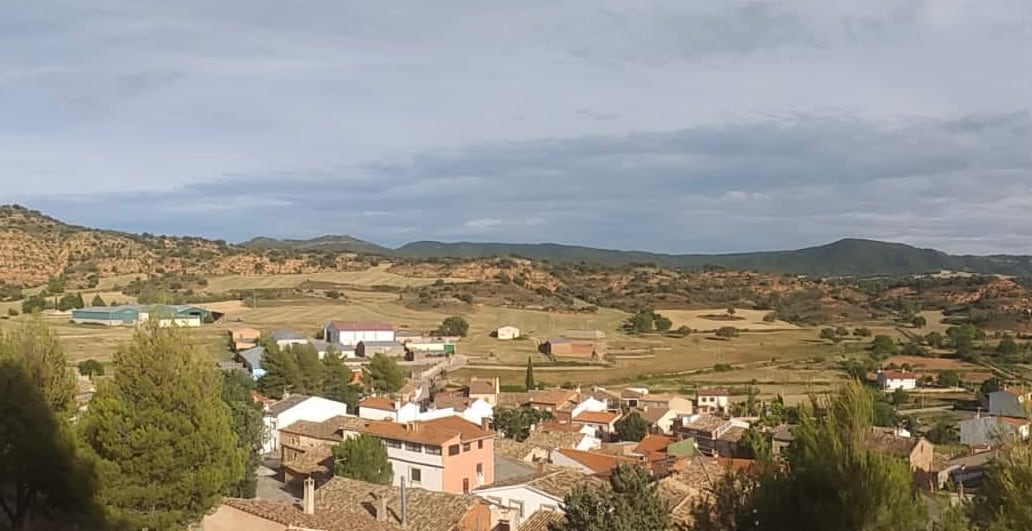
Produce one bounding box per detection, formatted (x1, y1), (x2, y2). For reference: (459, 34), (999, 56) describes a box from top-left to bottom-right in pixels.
(236, 346), (266, 380)
(636, 407), (679, 435)
(357, 340), (406, 358)
(270, 330), (308, 349)
(658, 456), (755, 526)
(279, 415), (369, 485)
(518, 510), (565, 531)
(541, 330), (606, 359)
(620, 388), (649, 408)
(474, 466), (605, 524)
(771, 425), (795, 456)
(201, 488), (396, 531)
(354, 416), (496, 494)
(325, 321), (395, 345)
(959, 415), (1030, 446)
(360, 397), (413, 422)
(228, 328), (261, 351)
(469, 377), (500, 406)
(673, 414), (749, 457)
(877, 370), (918, 391)
(696, 388), (730, 414)
(572, 410), (622, 441)
(262, 395), (351, 455)
(988, 389), (1032, 418)
(526, 389), (580, 422)
(585, 388), (622, 411)
(638, 393), (695, 416)
(317, 475), (511, 531)
(867, 427), (935, 474)
(496, 326), (521, 340)
(549, 448), (637, 474)
(525, 423), (601, 453)
(71, 304), (220, 327)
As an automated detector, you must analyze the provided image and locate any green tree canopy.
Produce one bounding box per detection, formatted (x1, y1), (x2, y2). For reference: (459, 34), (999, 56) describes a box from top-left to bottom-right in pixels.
(925, 331), (944, 349)
(654, 315), (673, 332)
(321, 353), (361, 413)
(436, 316), (470, 337)
(80, 322), (244, 529)
(332, 434), (393, 485)
(715, 326), (739, 339)
(363, 353), (406, 394)
(870, 334), (898, 359)
(617, 411), (649, 442)
(936, 370), (960, 388)
(221, 371), (265, 498)
(494, 406), (553, 441)
(56, 293), (85, 311)
(525, 357), (536, 391)
(291, 343), (324, 394)
(551, 464), (669, 531)
(996, 335), (1020, 357)
(90, 294), (106, 307)
(911, 315), (927, 328)
(77, 358), (105, 378)
(257, 342), (301, 399)
(692, 381), (926, 531)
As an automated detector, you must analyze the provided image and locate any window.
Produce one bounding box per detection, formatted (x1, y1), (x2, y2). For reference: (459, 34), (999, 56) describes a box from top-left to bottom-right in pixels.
(449, 444), (460, 456)
(463, 443), (471, 452)
(477, 440), (484, 450)
(509, 500), (525, 517)
(404, 442), (422, 452)
(476, 463), (483, 474)
(410, 467), (421, 483)
(385, 439), (401, 449)
(426, 445), (442, 456)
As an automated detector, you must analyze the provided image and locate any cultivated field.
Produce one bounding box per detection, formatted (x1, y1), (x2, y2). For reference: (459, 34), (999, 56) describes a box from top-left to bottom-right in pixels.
(658, 308), (800, 331)
(205, 264), (471, 292)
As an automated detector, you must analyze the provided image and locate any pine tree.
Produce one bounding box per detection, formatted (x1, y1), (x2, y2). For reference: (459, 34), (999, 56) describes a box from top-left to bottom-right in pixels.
(333, 434), (393, 485)
(80, 322), (244, 529)
(616, 411), (649, 442)
(221, 371), (264, 498)
(293, 343), (323, 394)
(90, 294), (106, 307)
(968, 439), (1032, 529)
(525, 357), (536, 391)
(257, 342), (301, 399)
(552, 464), (669, 531)
(363, 353), (405, 394)
(321, 354), (361, 413)
(0, 318), (102, 529)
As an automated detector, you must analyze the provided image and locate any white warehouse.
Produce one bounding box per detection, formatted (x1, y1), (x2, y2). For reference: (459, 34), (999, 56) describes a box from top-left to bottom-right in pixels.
(324, 321), (395, 345)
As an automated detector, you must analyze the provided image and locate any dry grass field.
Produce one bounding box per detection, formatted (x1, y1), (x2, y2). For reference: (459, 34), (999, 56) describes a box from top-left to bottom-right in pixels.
(205, 264), (471, 292)
(659, 308), (800, 331)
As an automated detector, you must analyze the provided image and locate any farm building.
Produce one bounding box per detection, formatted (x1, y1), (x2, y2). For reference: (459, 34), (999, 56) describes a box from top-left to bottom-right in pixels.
(496, 325), (521, 340)
(541, 330), (606, 359)
(237, 346), (266, 380)
(270, 330), (308, 349)
(355, 340), (405, 358)
(324, 321), (395, 345)
(228, 328), (261, 351)
(71, 304), (219, 327)
(403, 338), (456, 356)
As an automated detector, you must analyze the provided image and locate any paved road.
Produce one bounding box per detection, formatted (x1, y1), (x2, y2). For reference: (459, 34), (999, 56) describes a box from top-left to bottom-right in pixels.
(255, 457), (298, 503)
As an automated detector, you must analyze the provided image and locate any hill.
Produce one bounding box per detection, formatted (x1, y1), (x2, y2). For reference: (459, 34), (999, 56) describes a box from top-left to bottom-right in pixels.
(241, 235), (390, 256)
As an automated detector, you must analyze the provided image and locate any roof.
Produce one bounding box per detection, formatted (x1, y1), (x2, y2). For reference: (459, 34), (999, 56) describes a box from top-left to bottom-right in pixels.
(237, 345), (265, 369)
(267, 394), (311, 415)
(573, 411), (621, 425)
(545, 336), (571, 344)
(565, 329), (605, 340)
(999, 416), (1030, 427)
(524, 429), (586, 451)
(772, 425), (795, 442)
(329, 321), (394, 331)
(271, 329), (306, 341)
(520, 510), (564, 531)
(482, 466), (607, 499)
(434, 393), (474, 411)
(229, 328), (261, 339)
(358, 340), (405, 348)
(658, 456), (749, 525)
(555, 448), (637, 473)
(717, 426), (747, 442)
(469, 378), (498, 396)
(698, 388), (729, 397)
(639, 407), (672, 424)
(495, 438), (537, 461)
(281, 415), (369, 441)
(219, 497), (395, 531)
(867, 428), (924, 457)
(635, 434), (674, 455)
(282, 443), (333, 476)
(361, 397), (398, 411)
(317, 476), (483, 531)
(679, 414), (727, 433)
(879, 370), (917, 380)
(497, 392), (532, 407)
(495, 456), (539, 483)
(529, 389), (578, 407)
(361, 416), (494, 446)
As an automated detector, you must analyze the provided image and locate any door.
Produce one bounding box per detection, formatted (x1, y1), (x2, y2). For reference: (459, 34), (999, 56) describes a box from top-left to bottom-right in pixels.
(463, 478), (470, 493)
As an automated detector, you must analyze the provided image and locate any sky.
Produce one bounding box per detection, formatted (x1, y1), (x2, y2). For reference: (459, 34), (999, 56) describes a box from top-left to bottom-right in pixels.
(3, 1), (1031, 254)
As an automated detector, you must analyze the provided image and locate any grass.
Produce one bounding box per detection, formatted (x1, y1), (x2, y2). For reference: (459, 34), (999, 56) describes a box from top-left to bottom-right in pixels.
(204, 265), (471, 292)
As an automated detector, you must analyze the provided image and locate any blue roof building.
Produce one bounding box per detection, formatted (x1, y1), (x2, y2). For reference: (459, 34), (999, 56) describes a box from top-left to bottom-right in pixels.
(237, 346), (266, 380)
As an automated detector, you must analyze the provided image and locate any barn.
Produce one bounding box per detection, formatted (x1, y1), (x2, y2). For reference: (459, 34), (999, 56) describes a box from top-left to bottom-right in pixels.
(324, 321), (395, 345)
(542, 330), (606, 359)
(71, 304), (220, 327)
(496, 325), (521, 340)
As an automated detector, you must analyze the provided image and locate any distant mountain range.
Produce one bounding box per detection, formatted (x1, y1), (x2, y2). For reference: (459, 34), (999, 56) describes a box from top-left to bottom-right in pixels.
(242, 235), (1032, 277)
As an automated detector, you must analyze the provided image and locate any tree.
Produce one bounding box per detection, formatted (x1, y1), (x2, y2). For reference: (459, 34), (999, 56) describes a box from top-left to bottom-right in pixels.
(625, 310), (655, 334)
(221, 371), (265, 498)
(853, 327), (872, 337)
(257, 343), (301, 399)
(363, 353), (406, 394)
(56, 293), (85, 311)
(936, 370), (960, 388)
(739, 426), (772, 461)
(321, 353), (361, 413)
(0, 318), (102, 530)
(80, 322), (244, 529)
(891, 387), (910, 406)
(525, 357), (536, 391)
(21, 294), (48, 314)
(820, 328), (840, 342)
(925, 332), (944, 349)
(77, 358), (105, 377)
(90, 294), (106, 307)
(979, 377), (1003, 402)
(870, 334), (898, 359)
(436, 316), (469, 337)
(925, 420), (958, 445)
(911, 315), (927, 328)
(692, 381), (926, 531)
(552, 464), (669, 531)
(715, 327), (739, 339)
(996, 335), (1020, 358)
(617, 412), (649, 442)
(727, 306), (736, 316)
(494, 406), (553, 441)
(968, 440), (1032, 529)
(292, 343), (324, 394)
(654, 316), (673, 332)
(332, 434), (393, 485)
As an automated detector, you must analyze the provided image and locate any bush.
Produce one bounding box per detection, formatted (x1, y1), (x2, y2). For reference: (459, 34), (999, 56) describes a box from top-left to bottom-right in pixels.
(713, 363), (734, 372)
(6, 308), (18, 317)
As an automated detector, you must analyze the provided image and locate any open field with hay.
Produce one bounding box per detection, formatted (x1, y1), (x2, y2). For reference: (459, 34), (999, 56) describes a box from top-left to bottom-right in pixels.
(204, 264), (471, 292)
(658, 308), (799, 331)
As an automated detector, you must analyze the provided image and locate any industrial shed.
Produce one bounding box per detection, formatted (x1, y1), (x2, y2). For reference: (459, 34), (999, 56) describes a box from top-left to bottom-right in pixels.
(71, 304), (221, 327)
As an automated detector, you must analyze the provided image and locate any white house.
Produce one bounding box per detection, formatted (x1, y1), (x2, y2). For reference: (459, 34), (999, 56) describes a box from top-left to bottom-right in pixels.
(474, 469), (591, 522)
(324, 321), (395, 345)
(262, 395), (351, 455)
(270, 330), (308, 350)
(360, 396), (494, 426)
(496, 326), (521, 340)
(988, 389), (1032, 418)
(696, 388), (730, 413)
(877, 370), (918, 391)
(959, 415), (1031, 446)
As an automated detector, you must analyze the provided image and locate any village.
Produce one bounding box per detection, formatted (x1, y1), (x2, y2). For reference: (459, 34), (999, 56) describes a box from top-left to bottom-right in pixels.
(60, 306), (1014, 531)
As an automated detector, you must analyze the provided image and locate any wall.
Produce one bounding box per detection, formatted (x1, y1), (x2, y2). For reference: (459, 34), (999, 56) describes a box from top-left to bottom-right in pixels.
(496, 327), (520, 340)
(474, 486), (563, 522)
(263, 398), (351, 455)
(571, 397), (607, 418)
(443, 437), (494, 493)
(386, 444), (446, 491)
(200, 505), (286, 531)
(334, 329), (396, 345)
(548, 451), (594, 474)
(909, 439), (935, 472)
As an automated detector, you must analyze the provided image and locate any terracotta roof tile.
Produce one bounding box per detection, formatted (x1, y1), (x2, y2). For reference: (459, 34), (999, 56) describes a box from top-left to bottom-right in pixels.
(317, 476), (484, 531)
(573, 411), (621, 425)
(361, 397), (398, 412)
(555, 448), (638, 473)
(361, 416), (494, 446)
(469, 378), (498, 396)
(281, 415), (368, 441)
(220, 497), (395, 531)
(635, 434), (673, 455)
(879, 370), (917, 380)
(524, 429), (586, 451)
(529, 390), (579, 407)
(520, 509), (565, 531)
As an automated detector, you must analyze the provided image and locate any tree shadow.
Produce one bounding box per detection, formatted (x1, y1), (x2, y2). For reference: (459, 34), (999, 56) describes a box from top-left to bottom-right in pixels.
(0, 360), (106, 530)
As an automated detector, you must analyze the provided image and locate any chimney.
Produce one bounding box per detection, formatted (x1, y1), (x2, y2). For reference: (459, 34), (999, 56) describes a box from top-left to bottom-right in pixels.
(400, 477), (408, 528)
(302, 477), (315, 515)
(537, 460), (545, 474)
(481, 416), (491, 432)
(376, 495), (388, 522)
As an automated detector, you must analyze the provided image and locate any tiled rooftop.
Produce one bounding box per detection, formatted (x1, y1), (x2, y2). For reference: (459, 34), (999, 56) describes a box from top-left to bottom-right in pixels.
(281, 415), (368, 441)
(573, 410), (621, 425)
(220, 497), (395, 531)
(519, 510), (565, 531)
(316, 476), (483, 531)
(555, 448), (638, 473)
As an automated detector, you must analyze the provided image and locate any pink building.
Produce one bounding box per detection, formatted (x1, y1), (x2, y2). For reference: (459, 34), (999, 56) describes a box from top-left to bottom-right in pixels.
(359, 416), (495, 494)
